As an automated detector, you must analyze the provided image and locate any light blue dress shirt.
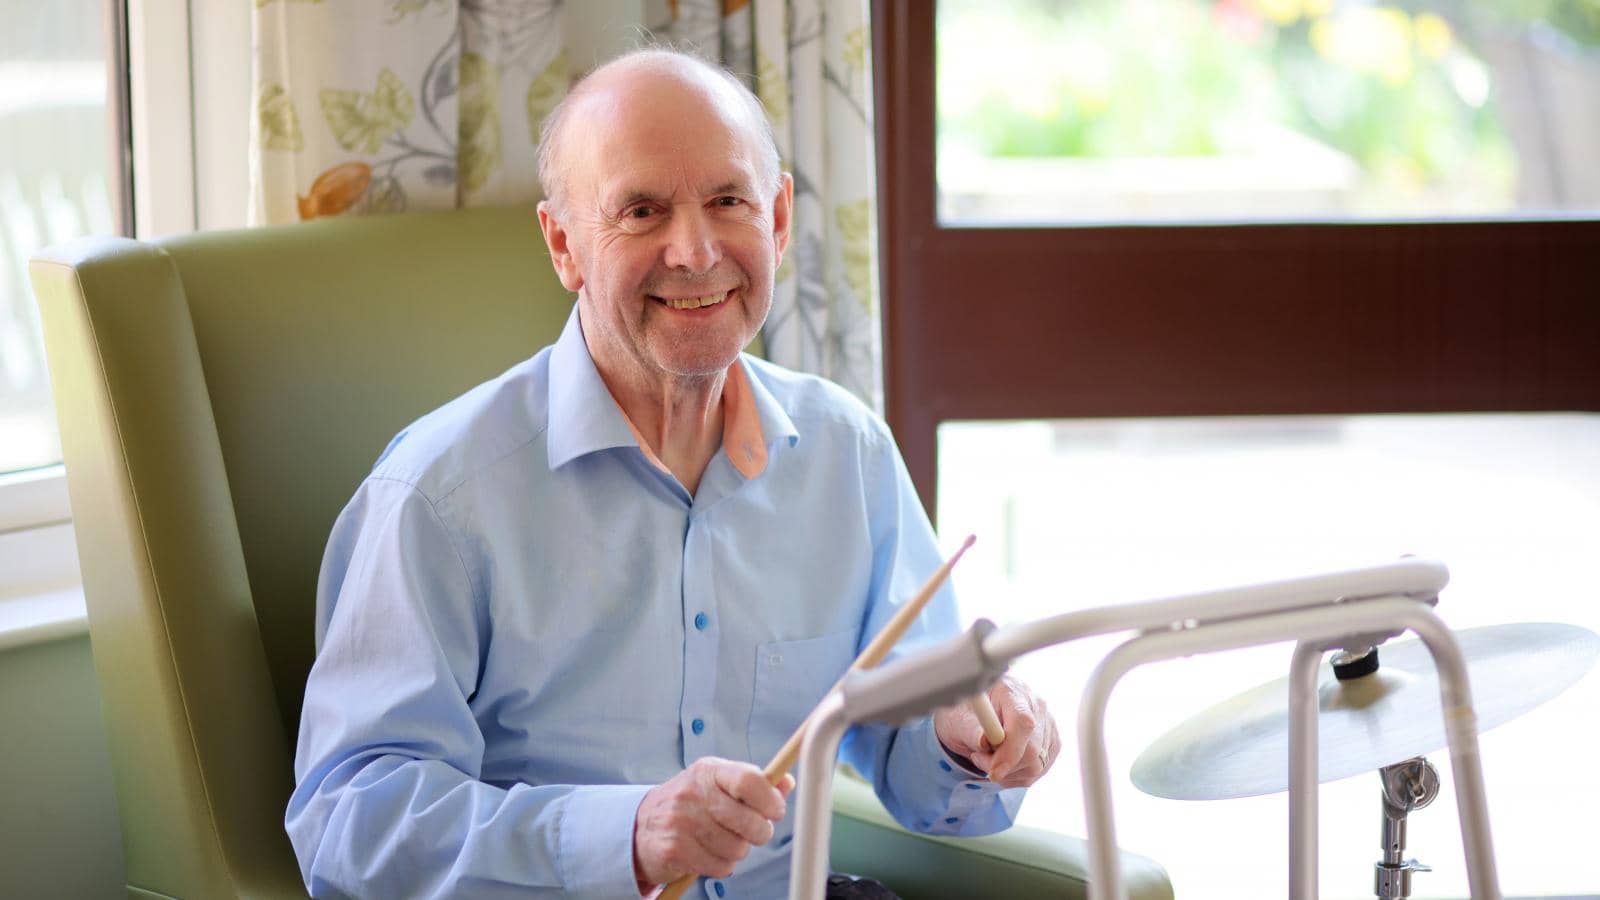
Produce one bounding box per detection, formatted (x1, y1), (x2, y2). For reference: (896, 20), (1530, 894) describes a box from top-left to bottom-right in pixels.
(286, 309), (1022, 899)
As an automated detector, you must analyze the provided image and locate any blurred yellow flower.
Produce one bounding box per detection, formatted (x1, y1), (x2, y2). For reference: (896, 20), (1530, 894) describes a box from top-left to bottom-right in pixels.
(1252, 0), (1301, 27)
(1414, 12), (1453, 61)
(1249, 0), (1334, 26)
(1310, 6), (1414, 86)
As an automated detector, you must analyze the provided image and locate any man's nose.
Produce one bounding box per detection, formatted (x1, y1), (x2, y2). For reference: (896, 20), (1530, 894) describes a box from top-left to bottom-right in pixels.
(661, 208), (719, 273)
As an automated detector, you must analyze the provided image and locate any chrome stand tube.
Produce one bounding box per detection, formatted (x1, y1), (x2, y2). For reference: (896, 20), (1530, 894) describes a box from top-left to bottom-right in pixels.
(790, 692), (851, 900)
(1374, 757), (1439, 899)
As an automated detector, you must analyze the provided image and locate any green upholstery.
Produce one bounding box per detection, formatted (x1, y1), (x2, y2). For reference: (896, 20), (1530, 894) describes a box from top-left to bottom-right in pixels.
(30, 206), (1171, 899)
(830, 775), (1170, 900)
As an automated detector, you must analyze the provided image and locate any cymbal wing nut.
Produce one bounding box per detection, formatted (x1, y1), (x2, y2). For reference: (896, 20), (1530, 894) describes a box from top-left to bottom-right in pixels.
(1375, 859), (1431, 899)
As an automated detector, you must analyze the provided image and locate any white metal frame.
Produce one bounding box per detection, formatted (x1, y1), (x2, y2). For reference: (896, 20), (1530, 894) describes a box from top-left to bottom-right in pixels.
(126, 0), (196, 237)
(789, 558), (1503, 900)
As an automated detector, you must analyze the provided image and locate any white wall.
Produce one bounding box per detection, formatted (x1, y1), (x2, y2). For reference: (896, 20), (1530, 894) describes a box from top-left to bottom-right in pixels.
(0, 633), (123, 899)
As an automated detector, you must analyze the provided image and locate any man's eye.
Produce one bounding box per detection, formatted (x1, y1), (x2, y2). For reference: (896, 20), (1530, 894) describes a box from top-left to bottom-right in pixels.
(628, 205), (657, 219)
(716, 196), (743, 207)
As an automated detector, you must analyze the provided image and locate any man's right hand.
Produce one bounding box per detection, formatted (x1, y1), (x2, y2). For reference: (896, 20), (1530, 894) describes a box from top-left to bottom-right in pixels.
(632, 757), (794, 886)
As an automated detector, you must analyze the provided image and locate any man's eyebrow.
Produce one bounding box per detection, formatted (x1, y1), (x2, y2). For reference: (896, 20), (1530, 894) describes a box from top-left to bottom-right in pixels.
(607, 189), (661, 210)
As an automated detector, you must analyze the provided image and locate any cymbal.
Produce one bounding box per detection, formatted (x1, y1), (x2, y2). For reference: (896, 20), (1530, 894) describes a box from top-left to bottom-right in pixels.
(1130, 623), (1600, 801)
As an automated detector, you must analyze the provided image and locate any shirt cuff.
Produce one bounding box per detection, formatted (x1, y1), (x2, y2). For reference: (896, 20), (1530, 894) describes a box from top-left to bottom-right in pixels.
(556, 784), (654, 899)
(904, 716), (997, 791)
(936, 740), (990, 779)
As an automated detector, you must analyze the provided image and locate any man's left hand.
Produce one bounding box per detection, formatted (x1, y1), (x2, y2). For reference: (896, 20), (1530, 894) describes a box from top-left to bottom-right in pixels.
(933, 675), (1059, 788)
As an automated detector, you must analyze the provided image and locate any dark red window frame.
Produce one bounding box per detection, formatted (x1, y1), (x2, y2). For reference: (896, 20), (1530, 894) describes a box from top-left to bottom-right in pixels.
(872, 1), (1600, 516)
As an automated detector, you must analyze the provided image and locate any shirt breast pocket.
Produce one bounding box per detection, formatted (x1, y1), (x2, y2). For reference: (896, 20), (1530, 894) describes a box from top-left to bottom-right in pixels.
(747, 628), (859, 766)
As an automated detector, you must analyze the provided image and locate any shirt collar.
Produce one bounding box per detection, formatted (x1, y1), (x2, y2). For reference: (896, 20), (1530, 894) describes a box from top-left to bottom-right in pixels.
(545, 306), (799, 478)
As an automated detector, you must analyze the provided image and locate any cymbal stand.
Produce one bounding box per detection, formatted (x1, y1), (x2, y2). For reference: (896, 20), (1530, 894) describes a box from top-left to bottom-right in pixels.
(1375, 757), (1439, 900)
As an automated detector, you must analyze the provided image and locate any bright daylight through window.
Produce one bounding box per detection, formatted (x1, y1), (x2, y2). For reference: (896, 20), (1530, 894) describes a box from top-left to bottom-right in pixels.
(1, 0), (115, 475)
(938, 413), (1600, 898)
(938, 0), (1600, 223)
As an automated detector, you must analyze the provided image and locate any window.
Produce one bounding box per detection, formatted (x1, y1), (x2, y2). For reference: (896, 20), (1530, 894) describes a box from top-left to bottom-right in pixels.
(875, 1), (1600, 897)
(938, 0), (1600, 224)
(872, 1), (1600, 513)
(0, 0), (131, 477)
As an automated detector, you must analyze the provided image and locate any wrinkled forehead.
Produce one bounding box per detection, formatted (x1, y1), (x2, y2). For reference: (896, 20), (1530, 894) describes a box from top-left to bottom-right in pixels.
(566, 75), (765, 205)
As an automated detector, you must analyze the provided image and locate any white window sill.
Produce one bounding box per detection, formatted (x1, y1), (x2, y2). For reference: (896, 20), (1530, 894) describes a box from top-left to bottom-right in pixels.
(0, 464), (71, 532)
(0, 585), (87, 652)
(1, 464), (86, 650)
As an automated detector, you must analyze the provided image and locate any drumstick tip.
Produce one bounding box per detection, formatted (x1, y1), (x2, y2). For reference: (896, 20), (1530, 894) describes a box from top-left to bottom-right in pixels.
(947, 534), (976, 564)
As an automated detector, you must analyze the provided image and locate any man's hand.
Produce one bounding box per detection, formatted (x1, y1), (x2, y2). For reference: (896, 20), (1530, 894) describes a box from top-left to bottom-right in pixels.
(633, 757), (795, 886)
(933, 675), (1060, 788)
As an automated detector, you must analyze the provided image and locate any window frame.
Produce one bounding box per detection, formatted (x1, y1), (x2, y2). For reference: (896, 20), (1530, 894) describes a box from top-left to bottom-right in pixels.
(0, 0), (240, 595)
(871, 1), (1600, 516)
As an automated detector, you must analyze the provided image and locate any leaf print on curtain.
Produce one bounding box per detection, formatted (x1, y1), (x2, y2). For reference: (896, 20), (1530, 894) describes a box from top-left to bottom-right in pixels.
(525, 50), (566, 147)
(258, 84), (304, 152)
(250, 0), (567, 224)
(320, 68), (415, 156)
(457, 52), (501, 195)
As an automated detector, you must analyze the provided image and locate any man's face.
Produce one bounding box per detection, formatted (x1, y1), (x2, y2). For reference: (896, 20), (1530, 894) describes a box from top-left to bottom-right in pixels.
(538, 74), (792, 388)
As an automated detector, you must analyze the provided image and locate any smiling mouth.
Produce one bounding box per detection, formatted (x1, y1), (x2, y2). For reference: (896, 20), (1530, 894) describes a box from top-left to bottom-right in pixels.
(653, 290), (732, 310)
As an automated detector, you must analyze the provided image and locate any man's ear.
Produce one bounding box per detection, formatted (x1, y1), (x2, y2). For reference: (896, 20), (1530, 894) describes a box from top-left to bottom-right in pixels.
(537, 200), (584, 293)
(771, 172), (794, 266)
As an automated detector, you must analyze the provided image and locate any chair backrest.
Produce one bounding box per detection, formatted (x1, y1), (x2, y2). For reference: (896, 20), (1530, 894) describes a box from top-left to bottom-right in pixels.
(30, 206), (572, 898)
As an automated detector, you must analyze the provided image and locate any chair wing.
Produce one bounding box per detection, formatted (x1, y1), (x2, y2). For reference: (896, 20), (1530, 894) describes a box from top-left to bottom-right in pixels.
(31, 236), (305, 898)
(30, 207), (566, 899)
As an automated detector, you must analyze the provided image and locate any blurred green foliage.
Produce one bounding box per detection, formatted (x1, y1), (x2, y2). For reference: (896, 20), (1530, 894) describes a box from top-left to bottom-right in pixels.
(1465, 0), (1600, 46)
(935, 0), (1584, 209)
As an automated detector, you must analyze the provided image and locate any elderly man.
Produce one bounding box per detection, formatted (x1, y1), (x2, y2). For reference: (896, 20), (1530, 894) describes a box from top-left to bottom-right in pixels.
(286, 48), (1059, 899)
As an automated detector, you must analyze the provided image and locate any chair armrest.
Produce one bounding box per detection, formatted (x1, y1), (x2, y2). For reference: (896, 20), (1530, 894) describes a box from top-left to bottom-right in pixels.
(829, 774), (1173, 900)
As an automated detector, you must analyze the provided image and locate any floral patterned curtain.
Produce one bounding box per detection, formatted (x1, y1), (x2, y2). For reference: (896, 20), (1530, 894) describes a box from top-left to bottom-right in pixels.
(250, 0), (567, 223)
(250, 0), (881, 411)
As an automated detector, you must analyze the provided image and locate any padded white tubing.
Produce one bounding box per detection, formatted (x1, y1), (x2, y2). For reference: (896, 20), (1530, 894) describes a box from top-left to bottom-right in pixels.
(981, 557), (1448, 664)
(1288, 641), (1323, 899)
(1073, 597), (1500, 900)
(787, 558), (1460, 899)
(792, 691), (851, 900)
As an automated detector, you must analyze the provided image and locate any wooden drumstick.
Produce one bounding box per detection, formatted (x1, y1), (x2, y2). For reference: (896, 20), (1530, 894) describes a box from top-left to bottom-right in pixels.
(970, 693), (1006, 748)
(657, 535), (976, 900)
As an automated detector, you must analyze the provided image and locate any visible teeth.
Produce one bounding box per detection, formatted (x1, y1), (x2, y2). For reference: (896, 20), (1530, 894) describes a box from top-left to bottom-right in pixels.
(665, 292), (727, 310)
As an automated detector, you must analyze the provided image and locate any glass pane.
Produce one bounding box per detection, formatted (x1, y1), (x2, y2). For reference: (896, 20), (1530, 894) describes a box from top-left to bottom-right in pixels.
(0, 0), (115, 473)
(938, 413), (1600, 898)
(937, 0), (1600, 224)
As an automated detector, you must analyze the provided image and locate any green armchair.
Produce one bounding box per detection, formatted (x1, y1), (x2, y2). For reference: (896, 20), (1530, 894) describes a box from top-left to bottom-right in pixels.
(30, 207), (1172, 900)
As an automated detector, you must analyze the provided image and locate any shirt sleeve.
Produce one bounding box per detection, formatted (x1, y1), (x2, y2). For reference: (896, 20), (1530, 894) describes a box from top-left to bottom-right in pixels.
(285, 477), (649, 899)
(836, 429), (1025, 837)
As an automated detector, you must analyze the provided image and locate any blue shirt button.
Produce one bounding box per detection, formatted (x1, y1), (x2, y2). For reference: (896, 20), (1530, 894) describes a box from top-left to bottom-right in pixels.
(694, 612), (709, 631)
(938, 760), (952, 772)
(713, 881), (726, 897)
(964, 782), (982, 790)
(944, 816), (959, 825)
(691, 718), (705, 735)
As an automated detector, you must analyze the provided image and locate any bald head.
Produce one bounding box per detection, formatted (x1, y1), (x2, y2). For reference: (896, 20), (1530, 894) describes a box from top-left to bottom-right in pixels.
(536, 48), (782, 214)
